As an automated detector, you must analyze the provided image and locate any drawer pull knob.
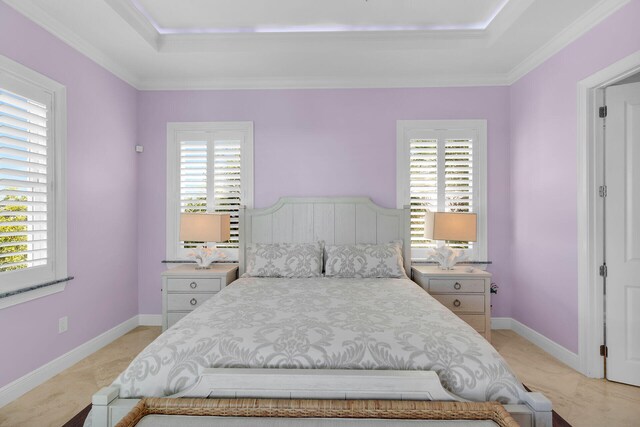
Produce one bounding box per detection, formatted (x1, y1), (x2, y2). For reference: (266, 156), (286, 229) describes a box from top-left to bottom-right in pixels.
(190, 281), (197, 289)
(453, 299), (461, 307)
(190, 298), (198, 306)
(454, 282), (462, 290)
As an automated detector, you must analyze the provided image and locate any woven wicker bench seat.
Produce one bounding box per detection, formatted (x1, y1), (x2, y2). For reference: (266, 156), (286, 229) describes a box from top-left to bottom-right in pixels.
(116, 399), (519, 427)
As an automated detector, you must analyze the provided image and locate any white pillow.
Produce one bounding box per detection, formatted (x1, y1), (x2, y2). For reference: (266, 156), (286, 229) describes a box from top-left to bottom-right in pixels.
(324, 241), (407, 278)
(244, 242), (324, 278)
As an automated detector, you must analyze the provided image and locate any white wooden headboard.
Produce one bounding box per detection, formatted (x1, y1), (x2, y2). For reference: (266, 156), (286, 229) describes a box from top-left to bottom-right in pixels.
(239, 197), (411, 276)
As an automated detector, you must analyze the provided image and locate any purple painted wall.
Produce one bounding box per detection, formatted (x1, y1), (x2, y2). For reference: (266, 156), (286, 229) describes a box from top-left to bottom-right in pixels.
(0, 3), (139, 387)
(3, 0), (639, 391)
(136, 87), (514, 318)
(509, 0), (640, 352)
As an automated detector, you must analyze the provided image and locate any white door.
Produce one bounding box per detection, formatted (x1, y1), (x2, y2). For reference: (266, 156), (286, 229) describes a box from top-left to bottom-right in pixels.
(605, 81), (640, 386)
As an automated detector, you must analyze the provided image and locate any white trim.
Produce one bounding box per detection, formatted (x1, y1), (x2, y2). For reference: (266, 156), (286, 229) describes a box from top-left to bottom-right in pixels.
(166, 122), (254, 261)
(396, 120), (488, 262)
(508, 0), (631, 84)
(491, 317), (580, 372)
(2, 0), (140, 88)
(103, 0), (159, 50)
(510, 319), (580, 372)
(490, 317), (512, 330)
(577, 50), (640, 378)
(138, 314), (162, 326)
(137, 74), (510, 91)
(0, 315), (141, 408)
(0, 54), (68, 297)
(0, 283), (66, 310)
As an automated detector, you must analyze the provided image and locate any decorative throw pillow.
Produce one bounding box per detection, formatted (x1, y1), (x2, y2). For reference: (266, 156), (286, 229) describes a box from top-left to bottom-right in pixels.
(244, 242), (324, 278)
(324, 241), (407, 278)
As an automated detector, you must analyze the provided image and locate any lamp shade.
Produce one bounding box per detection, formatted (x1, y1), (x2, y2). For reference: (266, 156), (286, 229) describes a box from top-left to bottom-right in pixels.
(424, 212), (477, 242)
(180, 213), (230, 243)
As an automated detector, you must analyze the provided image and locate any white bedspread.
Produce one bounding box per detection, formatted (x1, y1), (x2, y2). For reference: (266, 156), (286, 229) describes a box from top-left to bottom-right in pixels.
(112, 277), (525, 403)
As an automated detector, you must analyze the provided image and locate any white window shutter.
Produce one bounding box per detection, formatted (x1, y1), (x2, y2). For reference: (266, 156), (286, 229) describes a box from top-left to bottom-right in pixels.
(444, 137), (473, 249)
(175, 130), (246, 253)
(0, 88), (49, 273)
(409, 138), (438, 249)
(212, 138), (242, 247)
(408, 134), (475, 251)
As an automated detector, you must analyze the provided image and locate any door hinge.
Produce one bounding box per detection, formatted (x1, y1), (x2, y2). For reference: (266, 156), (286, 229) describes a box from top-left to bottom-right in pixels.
(599, 106), (608, 118)
(600, 345), (608, 357)
(599, 264), (608, 277)
(599, 185), (607, 198)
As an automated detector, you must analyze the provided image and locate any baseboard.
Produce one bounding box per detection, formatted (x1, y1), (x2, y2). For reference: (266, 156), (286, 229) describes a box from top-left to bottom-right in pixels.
(138, 314), (162, 326)
(491, 317), (512, 330)
(0, 315), (139, 408)
(492, 317), (580, 372)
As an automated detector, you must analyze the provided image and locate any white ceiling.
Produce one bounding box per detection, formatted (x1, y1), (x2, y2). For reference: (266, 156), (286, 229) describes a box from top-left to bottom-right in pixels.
(134, 0), (508, 32)
(2, 0), (631, 90)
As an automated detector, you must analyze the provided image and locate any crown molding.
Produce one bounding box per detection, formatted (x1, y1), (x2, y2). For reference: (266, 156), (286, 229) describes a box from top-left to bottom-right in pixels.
(4, 0), (632, 91)
(136, 73), (510, 91)
(156, 29), (494, 53)
(104, 0), (159, 50)
(507, 0), (631, 84)
(3, 0), (141, 88)
(483, 0), (535, 46)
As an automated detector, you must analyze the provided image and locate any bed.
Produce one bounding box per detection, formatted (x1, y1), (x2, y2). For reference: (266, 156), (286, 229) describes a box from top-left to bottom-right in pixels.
(90, 198), (552, 427)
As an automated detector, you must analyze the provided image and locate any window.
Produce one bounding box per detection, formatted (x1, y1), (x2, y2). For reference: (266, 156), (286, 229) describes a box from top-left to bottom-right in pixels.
(397, 120), (487, 260)
(0, 55), (67, 296)
(166, 122), (253, 261)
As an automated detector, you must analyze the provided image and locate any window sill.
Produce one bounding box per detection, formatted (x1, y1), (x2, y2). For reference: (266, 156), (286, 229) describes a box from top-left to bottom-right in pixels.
(0, 276), (74, 310)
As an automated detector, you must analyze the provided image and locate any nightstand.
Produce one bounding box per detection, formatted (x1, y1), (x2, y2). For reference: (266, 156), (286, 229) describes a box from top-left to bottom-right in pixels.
(411, 265), (492, 341)
(161, 264), (238, 331)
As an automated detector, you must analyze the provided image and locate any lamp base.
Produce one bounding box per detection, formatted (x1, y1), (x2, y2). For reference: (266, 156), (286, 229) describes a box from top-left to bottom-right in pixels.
(426, 246), (469, 270)
(187, 244), (227, 269)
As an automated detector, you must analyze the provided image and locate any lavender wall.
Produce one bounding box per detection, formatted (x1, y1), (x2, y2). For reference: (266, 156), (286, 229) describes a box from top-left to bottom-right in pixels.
(0, 3), (139, 387)
(509, 0), (640, 352)
(137, 87), (513, 318)
(5, 0), (638, 392)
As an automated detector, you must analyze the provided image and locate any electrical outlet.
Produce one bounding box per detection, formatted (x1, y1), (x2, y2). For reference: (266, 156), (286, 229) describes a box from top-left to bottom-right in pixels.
(58, 316), (68, 334)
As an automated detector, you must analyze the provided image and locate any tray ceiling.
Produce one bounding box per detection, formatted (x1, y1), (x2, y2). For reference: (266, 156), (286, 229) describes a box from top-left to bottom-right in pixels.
(133, 0), (509, 33)
(1, 0), (630, 89)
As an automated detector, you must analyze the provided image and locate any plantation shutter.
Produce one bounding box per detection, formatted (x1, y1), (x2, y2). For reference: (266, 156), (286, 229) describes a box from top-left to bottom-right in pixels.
(409, 138), (438, 250)
(444, 138), (473, 215)
(212, 137), (241, 247)
(177, 131), (243, 253)
(409, 131), (475, 251)
(0, 87), (50, 274)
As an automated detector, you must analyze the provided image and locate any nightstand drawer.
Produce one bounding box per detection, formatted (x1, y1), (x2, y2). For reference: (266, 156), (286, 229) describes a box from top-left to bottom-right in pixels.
(432, 294), (485, 313)
(429, 278), (485, 293)
(167, 312), (189, 328)
(167, 293), (215, 311)
(167, 277), (222, 292)
(458, 314), (486, 332)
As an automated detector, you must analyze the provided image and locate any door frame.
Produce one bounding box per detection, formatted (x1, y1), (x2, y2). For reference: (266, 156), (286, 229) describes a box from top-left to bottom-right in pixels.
(577, 50), (640, 378)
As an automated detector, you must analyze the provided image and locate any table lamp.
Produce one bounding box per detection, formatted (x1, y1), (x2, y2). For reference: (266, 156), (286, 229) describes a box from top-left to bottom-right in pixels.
(180, 213), (230, 269)
(424, 211), (477, 269)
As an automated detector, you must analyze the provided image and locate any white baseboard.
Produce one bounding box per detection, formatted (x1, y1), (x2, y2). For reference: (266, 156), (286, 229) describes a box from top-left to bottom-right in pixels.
(0, 315), (142, 408)
(491, 317), (512, 330)
(138, 314), (162, 326)
(492, 317), (580, 372)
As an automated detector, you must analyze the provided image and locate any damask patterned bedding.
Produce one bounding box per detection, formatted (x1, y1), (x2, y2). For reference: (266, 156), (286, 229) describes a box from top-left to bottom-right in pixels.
(112, 277), (525, 404)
